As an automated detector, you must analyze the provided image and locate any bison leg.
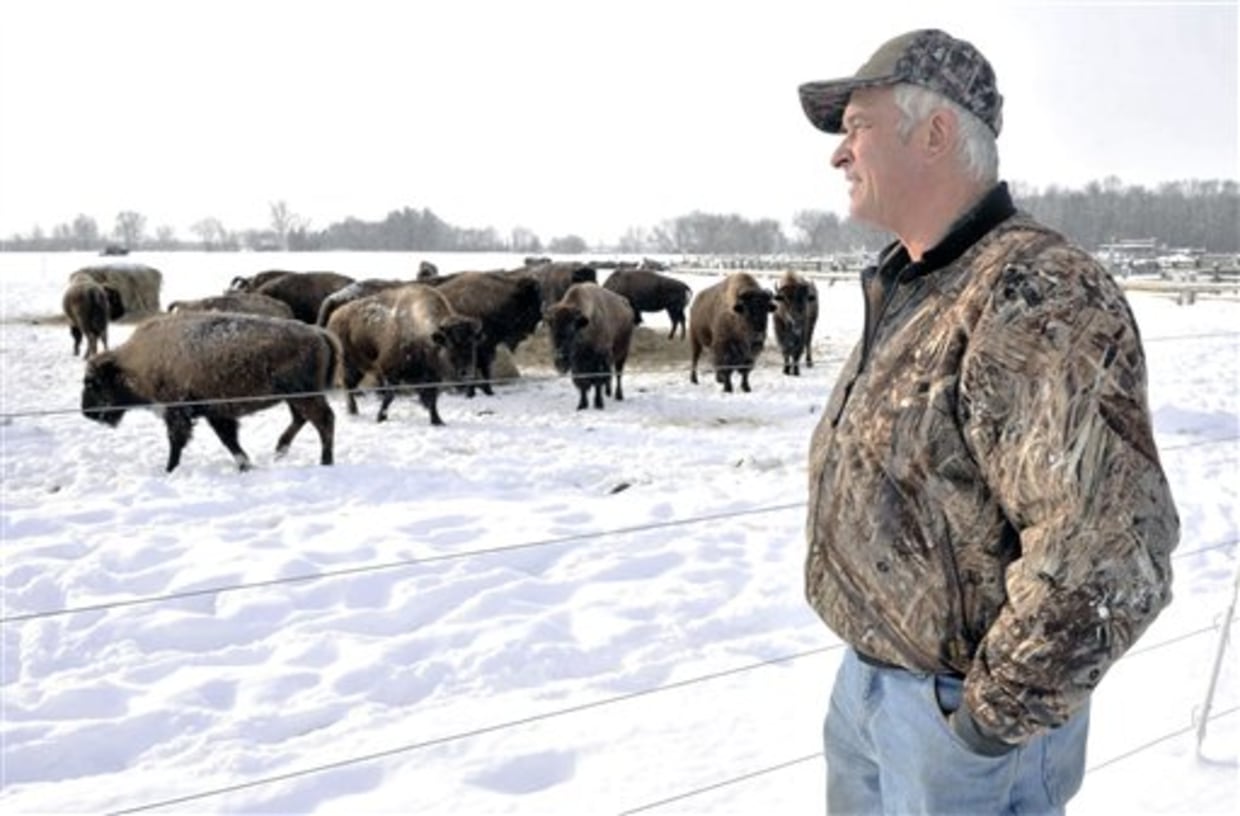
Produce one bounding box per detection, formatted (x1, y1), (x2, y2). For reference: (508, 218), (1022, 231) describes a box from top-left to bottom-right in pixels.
(376, 380), (396, 422)
(283, 397), (334, 465)
(593, 379), (605, 410)
(574, 380), (589, 410)
(614, 366), (625, 402)
(690, 342), (702, 384)
(206, 415), (254, 471)
(740, 369), (752, 393)
(341, 362), (363, 415)
(475, 347), (496, 396)
(668, 309), (686, 340)
(70, 325), (83, 356)
(418, 387), (444, 426)
(163, 409), (196, 473)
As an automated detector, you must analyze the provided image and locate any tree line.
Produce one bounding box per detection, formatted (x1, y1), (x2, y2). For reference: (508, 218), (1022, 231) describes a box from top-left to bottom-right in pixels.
(4, 179), (1236, 255)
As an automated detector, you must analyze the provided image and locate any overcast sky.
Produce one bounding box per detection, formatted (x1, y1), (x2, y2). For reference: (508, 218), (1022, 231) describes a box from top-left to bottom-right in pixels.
(0, 0), (1235, 244)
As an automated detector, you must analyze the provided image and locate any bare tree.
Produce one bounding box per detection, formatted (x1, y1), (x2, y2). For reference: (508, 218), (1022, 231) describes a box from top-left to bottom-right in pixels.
(113, 211), (147, 249)
(547, 234), (588, 254)
(191, 217), (230, 251)
(154, 225), (178, 248)
(509, 226), (541, 253)
(269, 200), (307, 251)
(72, 214), (100, 249)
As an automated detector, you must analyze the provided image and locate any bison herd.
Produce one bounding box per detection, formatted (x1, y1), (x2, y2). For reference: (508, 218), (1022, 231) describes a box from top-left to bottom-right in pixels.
(62, 259), (820, 472)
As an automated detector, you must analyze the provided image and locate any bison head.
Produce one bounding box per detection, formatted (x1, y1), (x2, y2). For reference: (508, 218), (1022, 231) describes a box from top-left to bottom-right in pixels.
(431, 316), (483, 387)
(103, 285), (126, 321)
(732, 289), (776, 335)
(544, 305), (588, 375)
(776, 281), (815, 317)
(81, 356), (132, 427)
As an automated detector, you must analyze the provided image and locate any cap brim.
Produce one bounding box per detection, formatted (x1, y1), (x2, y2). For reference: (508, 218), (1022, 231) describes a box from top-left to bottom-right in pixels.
(798, 76), (899, 134)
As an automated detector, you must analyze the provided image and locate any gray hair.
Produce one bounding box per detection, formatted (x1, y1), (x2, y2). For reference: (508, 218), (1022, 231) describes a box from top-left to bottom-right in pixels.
(892, 83), (998, 184)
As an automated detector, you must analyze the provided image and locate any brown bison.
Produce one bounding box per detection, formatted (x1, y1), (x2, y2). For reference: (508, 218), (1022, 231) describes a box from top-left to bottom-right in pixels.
(428, 271), (543, 396)
(525, 261), (599, 311)
(772, 271), (819, 375)
(81, 313), (340, 472)
(229, 269), (294, 293)
(69, 263), (162, 316)
(326, 284), (482, 425)
(168, 292), (295, 319)
(602, 268), (692, 339)
(62, 280), (125, 357)
(315, 278), (409, 327)
(543, 282), (636, 410)
(689, 273), (775, 393)
(250, 271), (355, 323)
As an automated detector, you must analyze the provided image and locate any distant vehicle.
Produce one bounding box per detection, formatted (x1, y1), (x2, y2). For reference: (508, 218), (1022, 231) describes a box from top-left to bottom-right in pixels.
(99, 244), (129, 256)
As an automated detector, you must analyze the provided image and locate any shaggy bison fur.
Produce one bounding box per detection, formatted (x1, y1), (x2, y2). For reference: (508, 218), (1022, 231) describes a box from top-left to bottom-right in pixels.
(62, 279), (125, 357)
(602, 268), (692, 339)
(772, 271), (819, 375)
(689, 273), (775, 393)
(543, 282), (636, 410)
(325, 283), (482, 425)
(81, 313), (340, 472)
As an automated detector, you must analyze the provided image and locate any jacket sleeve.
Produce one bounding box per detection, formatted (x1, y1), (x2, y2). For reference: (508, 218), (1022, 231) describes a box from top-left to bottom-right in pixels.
(957, 245), (1180, 745)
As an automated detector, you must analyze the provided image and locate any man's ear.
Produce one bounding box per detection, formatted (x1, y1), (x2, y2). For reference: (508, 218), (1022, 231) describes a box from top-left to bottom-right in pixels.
(925, 107), (956, 161)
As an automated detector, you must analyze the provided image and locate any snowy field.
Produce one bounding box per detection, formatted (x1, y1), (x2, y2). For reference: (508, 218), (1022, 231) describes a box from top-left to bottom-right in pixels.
(1, 251), (1236, 814)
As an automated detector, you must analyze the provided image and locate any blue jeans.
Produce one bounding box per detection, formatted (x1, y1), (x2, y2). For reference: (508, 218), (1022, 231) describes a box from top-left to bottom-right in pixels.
(823, 648), (1089, 815)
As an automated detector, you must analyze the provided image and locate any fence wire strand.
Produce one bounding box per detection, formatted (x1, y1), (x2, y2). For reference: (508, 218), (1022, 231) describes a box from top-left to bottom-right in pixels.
(107, 644), (840, 815)
(4, 328), (1237, 423)
(0, 501), (804, 625)
(5, 325), (1237, 811)
(107, 608), (1238, 814)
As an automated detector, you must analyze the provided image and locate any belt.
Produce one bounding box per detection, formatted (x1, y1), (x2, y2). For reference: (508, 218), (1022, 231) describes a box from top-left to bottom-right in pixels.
(854, 647), (966, 679)
(854, 648), (905, 671)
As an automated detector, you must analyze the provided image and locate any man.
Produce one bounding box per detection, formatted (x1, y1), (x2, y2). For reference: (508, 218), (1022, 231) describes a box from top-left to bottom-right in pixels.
(797, 29), (1180, 815)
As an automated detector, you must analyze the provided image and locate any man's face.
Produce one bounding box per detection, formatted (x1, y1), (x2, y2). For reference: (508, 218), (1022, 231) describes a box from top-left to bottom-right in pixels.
(830, 86), (919, 231)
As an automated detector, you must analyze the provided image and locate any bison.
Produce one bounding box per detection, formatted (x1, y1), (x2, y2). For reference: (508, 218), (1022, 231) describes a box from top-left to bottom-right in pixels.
(543, 282), (636, 410)
(81, 313), (340, 472)
(326, 284), (482, 425)
(689, 273), (775, 393)
(524, 261), (598, 311)
(251, 271), (355, 323)
(69, 263), (162, 316)
(229, 269), (293, 293)
(429, 271), (543, 396)
(168, 292), (295, 319)
(602, 268), (692, 339)
(772, 271), (819, 375)
(315, 278), (409, 327)
(62, 279), (125, 357)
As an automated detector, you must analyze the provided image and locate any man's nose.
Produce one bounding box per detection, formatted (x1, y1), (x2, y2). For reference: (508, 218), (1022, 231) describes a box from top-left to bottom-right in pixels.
(831, 140), (850, 170)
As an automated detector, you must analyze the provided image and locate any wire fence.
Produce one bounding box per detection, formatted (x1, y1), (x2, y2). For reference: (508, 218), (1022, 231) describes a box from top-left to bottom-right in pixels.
(3, 329), (1237, 423)
(5, 328), (1238, 813)
(101, 616), (1238, 815)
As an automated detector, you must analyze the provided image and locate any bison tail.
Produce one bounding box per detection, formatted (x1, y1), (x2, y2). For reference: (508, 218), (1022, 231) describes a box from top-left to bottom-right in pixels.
(319, 329), (346, 391)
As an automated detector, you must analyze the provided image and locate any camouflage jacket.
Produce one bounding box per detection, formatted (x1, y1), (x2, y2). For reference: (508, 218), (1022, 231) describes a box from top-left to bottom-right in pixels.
(805, 184), (1180, 744)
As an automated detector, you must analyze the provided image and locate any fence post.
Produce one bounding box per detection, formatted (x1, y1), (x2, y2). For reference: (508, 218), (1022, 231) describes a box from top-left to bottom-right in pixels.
(1197, 558), (1240, 753)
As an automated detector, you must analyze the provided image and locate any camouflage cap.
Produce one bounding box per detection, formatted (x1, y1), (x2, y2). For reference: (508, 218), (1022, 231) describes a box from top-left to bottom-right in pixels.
(798, 29), (1003, 136)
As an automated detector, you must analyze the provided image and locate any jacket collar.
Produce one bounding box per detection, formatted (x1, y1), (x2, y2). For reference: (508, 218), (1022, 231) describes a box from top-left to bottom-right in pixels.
(873, 181), (1017, 280)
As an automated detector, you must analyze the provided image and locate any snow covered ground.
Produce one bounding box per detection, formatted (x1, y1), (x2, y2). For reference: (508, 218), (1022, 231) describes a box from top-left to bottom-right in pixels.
(1, 251), (1236, 814)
